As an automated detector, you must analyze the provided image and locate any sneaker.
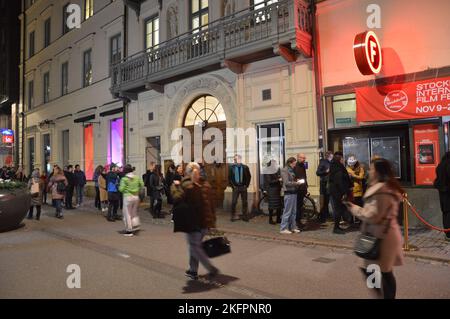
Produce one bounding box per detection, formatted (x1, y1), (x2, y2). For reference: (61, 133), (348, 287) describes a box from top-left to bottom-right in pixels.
(123, 231), (134, 237)
(291, 229), (301, 233)
(185, 270), (199, 280)
(280, 230), (292, 234)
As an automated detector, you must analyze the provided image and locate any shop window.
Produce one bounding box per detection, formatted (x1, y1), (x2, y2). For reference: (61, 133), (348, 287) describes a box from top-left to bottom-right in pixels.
(28, 137), (35, 172)
(332, 94), (357, 128)
(110, 118), (123, 167)
(84, 124), (94, 180)
(43, 134), (51, 176)
(62, 130), (69, 168)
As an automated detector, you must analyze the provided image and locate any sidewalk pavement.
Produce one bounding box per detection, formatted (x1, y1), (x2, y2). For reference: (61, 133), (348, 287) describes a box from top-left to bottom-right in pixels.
(44, 199), (450, 264)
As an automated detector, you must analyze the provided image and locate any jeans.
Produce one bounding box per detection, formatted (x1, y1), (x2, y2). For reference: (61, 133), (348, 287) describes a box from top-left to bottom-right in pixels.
(108, 199), (119, 219)
(123, 195), (140, 231)
(231, 185), (248, 218)
(186, 229), (215, 273)
(95, 187), (101, 210)
(54, 199), (63, 216)
(65, 186), (74, 208)
(280, 194), (298, 231)
(75, 185), (84, 205)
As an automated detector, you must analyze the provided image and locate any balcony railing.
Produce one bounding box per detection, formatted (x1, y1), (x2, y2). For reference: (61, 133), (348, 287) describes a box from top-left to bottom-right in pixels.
(111, 0), (311, 97)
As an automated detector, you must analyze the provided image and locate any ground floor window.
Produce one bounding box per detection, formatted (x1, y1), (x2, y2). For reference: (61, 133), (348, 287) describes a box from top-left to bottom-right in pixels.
(110, 118), (123, 167)
(42, 133), (51, 176)
(257, 122), (285, 190)
(62, 130), (69, 168)
(84, 124), (94, 180)
(28, 137), (35, 173)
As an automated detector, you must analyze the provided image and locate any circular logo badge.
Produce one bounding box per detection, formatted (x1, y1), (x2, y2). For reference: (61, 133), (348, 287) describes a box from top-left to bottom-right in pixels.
(354, 31), (383, 75)
(384, 90), (408, 113)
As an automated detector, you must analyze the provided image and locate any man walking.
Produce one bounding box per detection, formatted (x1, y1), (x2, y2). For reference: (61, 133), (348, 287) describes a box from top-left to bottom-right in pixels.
(229, 154), (251, 222)
(74, 165), (87, 207)
(64, 165), (75, 210)
(316, 151), (334, 223)
(294, 153), (308, 229)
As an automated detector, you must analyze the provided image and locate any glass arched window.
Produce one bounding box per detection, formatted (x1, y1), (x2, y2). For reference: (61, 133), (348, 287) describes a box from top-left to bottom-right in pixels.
(184, 95), (226, 127)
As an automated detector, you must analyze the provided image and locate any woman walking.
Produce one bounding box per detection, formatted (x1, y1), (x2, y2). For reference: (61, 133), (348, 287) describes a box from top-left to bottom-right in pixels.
(119, 165), (144, 237)
(345, 158), (404, 299)
(27, 169), (44, 220)
(171, 162), (219, 280)
(434, 151), (450, 241)
(47, 166), (68, 219)
(263, 160), (282, 225)
(279, 157), (302, 234)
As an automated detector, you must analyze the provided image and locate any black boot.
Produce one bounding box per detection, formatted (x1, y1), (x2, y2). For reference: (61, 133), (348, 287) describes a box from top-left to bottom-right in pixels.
(27, 207), (33, 220)
(36, 206), (41, 221)
(382, 272), (397, 299)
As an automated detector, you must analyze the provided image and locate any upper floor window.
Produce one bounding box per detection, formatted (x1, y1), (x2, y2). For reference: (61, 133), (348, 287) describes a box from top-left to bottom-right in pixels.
(190, 0), (209, 32)
(27, 0), (36, 9)
(63, 3), (70, 35)
(27, 81), (34, 110)
(44, 18), (51, 48)
(110, 34), (122, 65)
(29, 31), (35, 58)
(43, 72), (50, 104)
(83, 49), (92, 87)
(252, 0), (278, 9)
(61, 62), (69, 96)
(85, 0), (94, 20)
(145, 16), (159, 50)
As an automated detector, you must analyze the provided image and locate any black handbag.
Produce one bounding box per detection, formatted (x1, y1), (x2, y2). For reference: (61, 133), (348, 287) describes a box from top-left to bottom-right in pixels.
(202, 237), (231, 258)
(354, 217), (391, 260)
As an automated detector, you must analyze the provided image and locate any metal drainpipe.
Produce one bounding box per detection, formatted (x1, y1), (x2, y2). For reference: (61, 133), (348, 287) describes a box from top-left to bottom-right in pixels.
(310, 0), (325, 157)
(122, 4), (129, 166)
(20, 0), (26, 169)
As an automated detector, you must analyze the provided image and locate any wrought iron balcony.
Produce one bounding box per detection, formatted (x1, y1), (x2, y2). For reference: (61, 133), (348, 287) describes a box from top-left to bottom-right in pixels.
(111, 0), (312, 99)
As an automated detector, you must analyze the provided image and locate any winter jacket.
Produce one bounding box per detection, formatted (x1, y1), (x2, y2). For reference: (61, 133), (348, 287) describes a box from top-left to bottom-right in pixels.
(119, 173), (144, 197)
(280, 167), (299, 194)
(434, 160), (450, 193)
(98, 174), (108, 202)
(48, 174), (68, 200)
(294, 162), (308, 191)
(264, 170), (282, 209)
(74, 170), (87, 186)
(149, 173), (165, 199)
(328, 160), (352, 199)
(171, 177), (216, 233)
(28, 177), (44, 206)
(228, 164), (251, 188)
(316, 159), (331, 182)
(347, 165), (365, 198)
(348, 182), (404, 272)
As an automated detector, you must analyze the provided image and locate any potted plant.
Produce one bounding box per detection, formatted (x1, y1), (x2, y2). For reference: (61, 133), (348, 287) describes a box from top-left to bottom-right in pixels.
(0, 179), (31, 232)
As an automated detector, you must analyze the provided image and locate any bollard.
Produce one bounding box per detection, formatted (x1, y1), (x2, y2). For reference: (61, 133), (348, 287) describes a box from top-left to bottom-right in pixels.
(402, 193), (418, 252)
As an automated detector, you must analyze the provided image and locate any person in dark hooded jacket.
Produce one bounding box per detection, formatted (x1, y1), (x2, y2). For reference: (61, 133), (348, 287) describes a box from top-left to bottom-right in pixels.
(434, 151), (450, 240)
(328, 151), (352, 234)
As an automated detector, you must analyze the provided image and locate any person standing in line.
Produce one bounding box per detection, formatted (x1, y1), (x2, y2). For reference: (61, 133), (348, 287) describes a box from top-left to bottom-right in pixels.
(119, 165), (144, 237)
(64, 165), (76, 210)
(149, 165), (165, 219)
(263, 160), (282, 225)
(27, 168), (44, 220)
(106, 164), (121, 222)
(174, 165), (184, 182)
(40, 172), (48, 205)
(316, 151), (334, 224)
(165, 162), (176, 205)
(328, 152), (352, 235)
(93, 165), (103, 211)
(434, 151), (450, 241)
(74, 165), (87, 208)
(143, 162), (155, 215)
(171, 162), (219, 280)
(345, 158), (404, 299)
(347, 156), (365, 227)
(48, 166), (68, 219)
(228, 154), (251, 222)
(99, 166), (109, 213)
(280, 157), (303, 234)
(294, 153), (309, 229)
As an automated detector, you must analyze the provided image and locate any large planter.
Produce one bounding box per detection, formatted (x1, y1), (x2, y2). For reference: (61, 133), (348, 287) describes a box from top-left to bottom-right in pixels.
(0, 185), (31, 233)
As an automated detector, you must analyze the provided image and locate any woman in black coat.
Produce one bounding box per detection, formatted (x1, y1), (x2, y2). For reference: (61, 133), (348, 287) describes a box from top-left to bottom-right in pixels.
(149, 165), (165, 218)
(263, 160), (282, 224)
(328, 152), (352, 234)
(434, 151), (450, 240)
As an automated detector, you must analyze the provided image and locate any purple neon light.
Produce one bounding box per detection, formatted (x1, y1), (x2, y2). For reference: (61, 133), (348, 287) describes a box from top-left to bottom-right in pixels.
(110, 118), (123, 167)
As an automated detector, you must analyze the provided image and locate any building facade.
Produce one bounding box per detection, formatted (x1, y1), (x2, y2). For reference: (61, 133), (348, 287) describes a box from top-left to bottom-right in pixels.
(316, 0), (450, 226)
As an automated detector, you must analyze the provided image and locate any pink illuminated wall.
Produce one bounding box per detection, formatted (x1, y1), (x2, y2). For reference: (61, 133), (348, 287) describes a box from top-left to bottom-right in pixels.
(317, 0), (450, 89)
(84, 125), (94, 180)
(110, 118), (123, 167)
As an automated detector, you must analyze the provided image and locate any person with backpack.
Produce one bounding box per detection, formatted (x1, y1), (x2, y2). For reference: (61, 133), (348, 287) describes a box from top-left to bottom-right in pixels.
(434, 151), (450, 241)
(119, 165), (144, 237)
(27, 168), (44, 220)
(48, 166), (68, 219)
(106, 164), (121, 222)
(149, 165), (165, 219)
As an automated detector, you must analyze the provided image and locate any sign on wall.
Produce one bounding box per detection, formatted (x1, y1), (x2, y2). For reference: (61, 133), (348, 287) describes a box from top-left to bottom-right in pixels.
(356, 76), (450, 122)
(353, 31), (382, 75)
(414, 124), (440, 186)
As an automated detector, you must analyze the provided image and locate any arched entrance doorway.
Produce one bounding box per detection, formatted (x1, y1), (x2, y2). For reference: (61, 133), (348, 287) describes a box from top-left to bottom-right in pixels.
(183, 95), (228, 207)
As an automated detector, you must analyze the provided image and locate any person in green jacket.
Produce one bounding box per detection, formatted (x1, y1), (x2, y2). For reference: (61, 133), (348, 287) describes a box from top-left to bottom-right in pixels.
(119, 164), (144, 237)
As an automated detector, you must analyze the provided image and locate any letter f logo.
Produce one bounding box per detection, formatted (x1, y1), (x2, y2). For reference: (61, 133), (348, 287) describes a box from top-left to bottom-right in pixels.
(369, 40), (377, 64)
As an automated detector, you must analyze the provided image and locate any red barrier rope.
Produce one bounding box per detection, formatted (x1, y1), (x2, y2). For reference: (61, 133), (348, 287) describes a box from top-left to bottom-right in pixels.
(405, 199), (450, 233)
